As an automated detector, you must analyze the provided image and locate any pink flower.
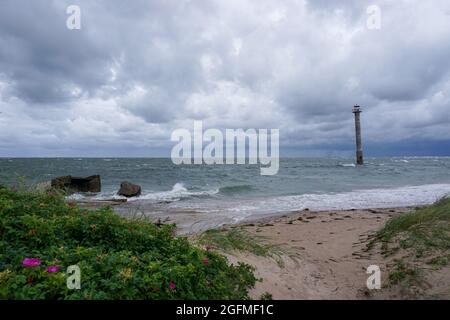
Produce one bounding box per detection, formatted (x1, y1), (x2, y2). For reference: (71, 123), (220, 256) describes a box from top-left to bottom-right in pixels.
(169, 281), (176, 291)
(46, 265), (60, 273)
(22, 258), (41, 268)
(202, 258), (209, 266)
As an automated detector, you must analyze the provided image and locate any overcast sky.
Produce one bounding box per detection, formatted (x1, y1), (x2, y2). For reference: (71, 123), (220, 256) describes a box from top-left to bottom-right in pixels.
(0, 0), (449, 157)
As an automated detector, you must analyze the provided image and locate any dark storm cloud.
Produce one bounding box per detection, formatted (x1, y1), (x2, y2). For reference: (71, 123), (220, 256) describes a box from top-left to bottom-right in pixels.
(0, 1), (114, 104)
(0, 0), (449, 156)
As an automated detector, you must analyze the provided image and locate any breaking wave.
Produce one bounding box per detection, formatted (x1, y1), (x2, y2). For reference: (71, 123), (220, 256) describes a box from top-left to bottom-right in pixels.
(68, 183), (220, 203)
(224, 183), (450, 216)
(136, 183), (218, 202)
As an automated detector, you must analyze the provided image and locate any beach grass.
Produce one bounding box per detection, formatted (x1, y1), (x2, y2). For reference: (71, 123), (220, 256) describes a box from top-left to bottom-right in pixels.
(377, 197), (450, 257)
(373, 197), (450, 292)
(387, 259), (423, 287)
(195, 227), (300, 268)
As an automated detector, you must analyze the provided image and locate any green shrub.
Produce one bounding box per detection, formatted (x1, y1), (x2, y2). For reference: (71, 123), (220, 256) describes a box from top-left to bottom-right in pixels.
(0, 186), (256, 299)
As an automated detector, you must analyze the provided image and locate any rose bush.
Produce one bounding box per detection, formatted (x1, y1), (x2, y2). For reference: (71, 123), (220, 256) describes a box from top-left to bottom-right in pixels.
(0, 186), (256, 299)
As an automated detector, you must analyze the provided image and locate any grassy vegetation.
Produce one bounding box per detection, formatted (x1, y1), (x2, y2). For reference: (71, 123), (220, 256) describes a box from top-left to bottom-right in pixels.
(387, 259), (423, 286)
(377, 197), (450, 257)
(260, 292), (273, 300)
(0, 186), (257, 299)
(195, 227), (300, 268)
(373, 197), (450, 290)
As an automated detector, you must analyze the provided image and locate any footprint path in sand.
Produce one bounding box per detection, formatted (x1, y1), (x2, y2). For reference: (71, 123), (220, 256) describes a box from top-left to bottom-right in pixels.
(224, 208), (408, 299)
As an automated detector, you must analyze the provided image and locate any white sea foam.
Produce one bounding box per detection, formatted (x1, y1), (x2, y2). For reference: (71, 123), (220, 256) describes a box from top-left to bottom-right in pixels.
(66, 193), (85, 201)
(393, 159), (409, 163)
(340, 163), (356, 167)
(67, 183), (450, 224)
(135, 183), (218, 202)
(68, 183), (450, 234)
(67, 182), (220, 203)
(229, 183), (450, 217)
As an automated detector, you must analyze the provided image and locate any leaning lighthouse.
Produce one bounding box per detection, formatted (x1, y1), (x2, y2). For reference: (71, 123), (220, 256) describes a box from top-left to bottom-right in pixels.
(352, 106), (364, 165)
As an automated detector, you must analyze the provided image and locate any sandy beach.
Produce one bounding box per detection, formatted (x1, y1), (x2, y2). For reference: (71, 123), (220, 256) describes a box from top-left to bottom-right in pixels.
(214, 208), (404, 299)
(195, 207), (450, 300)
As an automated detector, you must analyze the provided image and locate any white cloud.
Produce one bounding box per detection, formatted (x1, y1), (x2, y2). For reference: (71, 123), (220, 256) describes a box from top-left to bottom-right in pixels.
(0, 0), (449, 156)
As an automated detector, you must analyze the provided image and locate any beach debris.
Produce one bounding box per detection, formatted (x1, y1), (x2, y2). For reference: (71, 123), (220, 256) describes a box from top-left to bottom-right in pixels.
(74, 198), (127, 208)
(117, 181), (142, 197)
(155, 218), (163, 227)
(51, 175), (101, 194)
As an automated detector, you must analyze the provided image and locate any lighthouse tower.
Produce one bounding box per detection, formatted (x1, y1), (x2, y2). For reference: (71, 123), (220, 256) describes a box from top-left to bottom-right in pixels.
(352, 106), (364, 165)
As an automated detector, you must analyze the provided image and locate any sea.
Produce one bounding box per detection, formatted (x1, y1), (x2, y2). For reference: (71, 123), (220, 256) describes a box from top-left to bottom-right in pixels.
(1, 157), (450, 234)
